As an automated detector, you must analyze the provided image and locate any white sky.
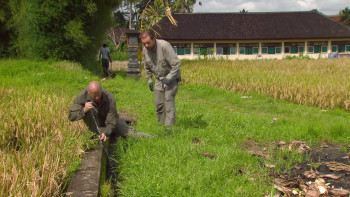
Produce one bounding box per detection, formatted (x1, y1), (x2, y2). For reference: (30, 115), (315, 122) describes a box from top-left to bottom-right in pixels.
(193, 0), (350, 15)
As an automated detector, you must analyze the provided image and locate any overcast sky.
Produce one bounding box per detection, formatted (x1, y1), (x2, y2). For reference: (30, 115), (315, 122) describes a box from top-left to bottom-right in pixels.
(193, 0), (350, 15)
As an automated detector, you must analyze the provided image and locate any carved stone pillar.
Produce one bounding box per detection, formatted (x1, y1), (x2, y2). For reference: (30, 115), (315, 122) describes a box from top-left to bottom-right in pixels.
(126, 30), (140, 79)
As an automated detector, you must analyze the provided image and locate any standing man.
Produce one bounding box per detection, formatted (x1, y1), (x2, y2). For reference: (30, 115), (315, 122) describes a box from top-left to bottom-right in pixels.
(99, 44), (112, 79)
(140, 30), (181, 129)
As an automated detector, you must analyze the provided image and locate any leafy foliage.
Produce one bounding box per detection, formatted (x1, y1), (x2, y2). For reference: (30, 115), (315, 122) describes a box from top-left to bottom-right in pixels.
(2, 0), (120, 63)
(339, 7), (350, 26)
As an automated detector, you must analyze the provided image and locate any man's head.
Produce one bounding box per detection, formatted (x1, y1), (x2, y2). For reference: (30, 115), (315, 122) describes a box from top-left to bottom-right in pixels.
(87, 81), (102, 103)
(103, 43), (107, 48)
(140, 30), (156, 51)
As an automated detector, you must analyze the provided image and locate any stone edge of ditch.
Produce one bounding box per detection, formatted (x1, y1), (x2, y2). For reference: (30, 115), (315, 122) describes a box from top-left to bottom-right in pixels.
(65, 146), (103, 197)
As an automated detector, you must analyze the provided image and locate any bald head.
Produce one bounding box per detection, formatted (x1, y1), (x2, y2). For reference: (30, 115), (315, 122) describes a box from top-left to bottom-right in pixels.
(87, 81), (102, 102)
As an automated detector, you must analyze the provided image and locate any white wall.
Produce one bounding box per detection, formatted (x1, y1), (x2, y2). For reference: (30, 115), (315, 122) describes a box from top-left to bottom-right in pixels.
(171, 39), (350, 60)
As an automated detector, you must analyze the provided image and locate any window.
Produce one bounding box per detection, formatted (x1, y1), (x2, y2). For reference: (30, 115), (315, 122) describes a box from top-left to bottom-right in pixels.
(321, 46), (328, 53)
(339, 45), (346, 52)
(216, 43), (236, 55)
(240, 47), (245, 54)
(308, 46), (314, 53)
(222, 48), (230, 55)
(200, 48), (207, 54)
(194, 43), (214, 55)
(298, 47), (304, 53)
(217, 47), (223, 55)
(194, 48), (200, 55)
(262, 43), (282, 55)
(208, 48), (214, 55)
(177, 48), (185, 55)
(276, 47), (281, 54)
(284, 46), (291, 53)
(246, 47), (253, 55)
(285, 42), (304, 54)
(332, 45), (338, 52)
(291, 46), (298, 54)
(346, 45), (350, 52)
(171, 43), (191, 55)
(239, 43), (258, 55)
(332, 41), (350, 53)
(262, 47), (268, 54)
(253, 47), (259, 54)
(230, 47), (236, 54)
(268, 47), (275, 54)
(314, 46), (321, 53)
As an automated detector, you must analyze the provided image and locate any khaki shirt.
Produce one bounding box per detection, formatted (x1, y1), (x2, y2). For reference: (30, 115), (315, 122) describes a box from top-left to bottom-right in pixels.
(68, 88), (119, 136)
(143, 39), (181, 90)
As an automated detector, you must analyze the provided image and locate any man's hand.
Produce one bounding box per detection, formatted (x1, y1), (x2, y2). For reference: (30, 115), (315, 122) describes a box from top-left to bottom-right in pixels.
(100, 133), (107, 142)
(148, 82), (154, 91)
(83, 102), (93, 113)
(162, 78), (171, 85)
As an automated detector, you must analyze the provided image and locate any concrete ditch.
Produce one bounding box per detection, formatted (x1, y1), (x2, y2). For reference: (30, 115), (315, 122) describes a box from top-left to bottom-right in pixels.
(65, 147), (103, 197)
(65, 113), (136, 197)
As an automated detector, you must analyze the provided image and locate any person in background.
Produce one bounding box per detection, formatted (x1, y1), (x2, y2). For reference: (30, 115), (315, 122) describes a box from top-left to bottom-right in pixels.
(99, 44), (112, 79)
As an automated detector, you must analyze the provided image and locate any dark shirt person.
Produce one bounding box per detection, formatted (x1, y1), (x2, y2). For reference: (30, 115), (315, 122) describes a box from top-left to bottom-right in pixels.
(99, 44), (112, 79)
(68, 81), (150, 141)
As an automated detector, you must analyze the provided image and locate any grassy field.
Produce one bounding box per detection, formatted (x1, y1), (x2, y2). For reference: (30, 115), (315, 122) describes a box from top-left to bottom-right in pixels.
(112, 68), (350, 196)
(0, 60), (100, 196)
(182, 59), (350, 111)
(1, 59), (350, 196)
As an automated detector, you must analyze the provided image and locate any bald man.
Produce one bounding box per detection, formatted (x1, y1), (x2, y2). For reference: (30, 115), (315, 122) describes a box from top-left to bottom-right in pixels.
(68, 81), (139, 141)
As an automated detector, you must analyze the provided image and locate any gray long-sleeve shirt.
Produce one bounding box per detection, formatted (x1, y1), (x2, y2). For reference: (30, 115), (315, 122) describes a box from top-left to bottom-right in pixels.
(143, 39), (181, 90)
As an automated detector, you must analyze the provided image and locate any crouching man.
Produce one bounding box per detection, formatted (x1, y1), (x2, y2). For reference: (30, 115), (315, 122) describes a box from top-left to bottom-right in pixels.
(68, 81), (150, 141)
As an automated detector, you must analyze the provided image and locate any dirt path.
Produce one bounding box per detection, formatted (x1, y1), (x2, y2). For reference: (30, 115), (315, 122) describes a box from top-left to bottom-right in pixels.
(110, 61), (128, 71)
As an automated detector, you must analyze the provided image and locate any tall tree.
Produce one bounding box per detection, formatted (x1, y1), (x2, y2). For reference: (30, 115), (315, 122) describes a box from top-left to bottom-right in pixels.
(3, 0), (119, 63)
(173, 0), (196, 13)
(339, 7), (350, 26)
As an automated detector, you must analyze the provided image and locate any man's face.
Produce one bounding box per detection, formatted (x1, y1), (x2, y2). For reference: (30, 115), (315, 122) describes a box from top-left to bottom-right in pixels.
(141, 34), (156, 50)
(88, 90), (102, 103)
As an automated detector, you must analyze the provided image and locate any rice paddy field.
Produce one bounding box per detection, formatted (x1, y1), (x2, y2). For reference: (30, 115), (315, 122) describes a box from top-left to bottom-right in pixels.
(1, 58), (350, 196)
(182, 59), (350, 110)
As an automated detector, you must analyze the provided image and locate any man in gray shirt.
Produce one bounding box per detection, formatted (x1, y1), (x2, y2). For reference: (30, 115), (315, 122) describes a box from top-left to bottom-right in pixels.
(99, 44), (112, 78)
(140, 30), (181, 129)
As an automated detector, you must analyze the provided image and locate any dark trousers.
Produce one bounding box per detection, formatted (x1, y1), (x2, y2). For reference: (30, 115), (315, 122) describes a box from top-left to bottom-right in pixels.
(102, 59), (109, 78)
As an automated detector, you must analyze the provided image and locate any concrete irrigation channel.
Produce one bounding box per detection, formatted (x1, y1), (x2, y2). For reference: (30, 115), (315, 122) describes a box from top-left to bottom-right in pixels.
(65, 147), (104, 197)
(65, 113), (136, 197)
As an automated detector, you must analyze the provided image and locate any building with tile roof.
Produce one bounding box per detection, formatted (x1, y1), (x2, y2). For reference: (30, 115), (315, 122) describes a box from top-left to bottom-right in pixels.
(154, 11), (350, 59)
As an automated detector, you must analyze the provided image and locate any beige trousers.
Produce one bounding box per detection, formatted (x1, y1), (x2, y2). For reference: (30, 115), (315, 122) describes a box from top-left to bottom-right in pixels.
(154, 81), (179, 127)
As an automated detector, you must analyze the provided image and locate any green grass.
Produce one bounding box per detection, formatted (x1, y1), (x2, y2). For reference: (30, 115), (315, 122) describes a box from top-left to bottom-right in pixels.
(104, 69), (350, 196)
(1, 59), (350, 196)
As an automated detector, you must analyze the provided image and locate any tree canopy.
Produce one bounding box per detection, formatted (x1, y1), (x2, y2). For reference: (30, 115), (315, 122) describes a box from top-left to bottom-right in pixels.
(340, 7), (350, 26)
(0, 0), (120, 63)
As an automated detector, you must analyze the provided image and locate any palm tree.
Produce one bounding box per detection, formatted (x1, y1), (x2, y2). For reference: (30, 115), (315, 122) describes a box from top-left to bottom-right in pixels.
(340, 7), (350, 26)
(174, 0), (197, 13)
